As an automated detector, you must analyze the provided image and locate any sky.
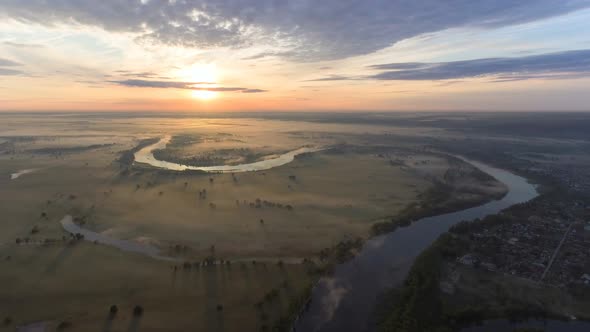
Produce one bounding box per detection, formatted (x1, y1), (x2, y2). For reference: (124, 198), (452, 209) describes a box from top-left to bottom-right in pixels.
(1, 1), (590, 112)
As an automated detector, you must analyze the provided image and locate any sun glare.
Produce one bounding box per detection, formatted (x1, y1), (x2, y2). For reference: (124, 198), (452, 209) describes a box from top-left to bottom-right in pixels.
(182, 63), (220, 100)
(191, 89), (218, 100)
(185, 64), (218, 83)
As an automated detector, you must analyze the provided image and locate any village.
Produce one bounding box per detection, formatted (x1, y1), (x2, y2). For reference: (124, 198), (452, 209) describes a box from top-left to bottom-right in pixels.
(455, 161), (590, 289)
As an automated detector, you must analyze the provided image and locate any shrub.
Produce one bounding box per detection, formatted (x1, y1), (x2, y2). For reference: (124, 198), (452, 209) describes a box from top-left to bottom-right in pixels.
(133, 305), (144, 317)
(109, 305), (118, 316)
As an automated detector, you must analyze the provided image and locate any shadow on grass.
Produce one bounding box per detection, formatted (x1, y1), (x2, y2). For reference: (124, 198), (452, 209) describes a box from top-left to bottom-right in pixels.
(44, 245), (74, 274)
(127, 316), (141, 332)
(101, 315), (114, 332)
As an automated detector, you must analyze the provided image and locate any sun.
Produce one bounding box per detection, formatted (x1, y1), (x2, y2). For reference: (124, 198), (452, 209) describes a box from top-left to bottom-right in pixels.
(185, 63), (218, 83)
(191, 89), (218, 100)
(182, 63), (220, 100)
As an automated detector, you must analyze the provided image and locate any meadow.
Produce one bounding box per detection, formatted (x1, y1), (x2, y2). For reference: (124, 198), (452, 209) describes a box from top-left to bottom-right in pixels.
(0, 113), (504, 331)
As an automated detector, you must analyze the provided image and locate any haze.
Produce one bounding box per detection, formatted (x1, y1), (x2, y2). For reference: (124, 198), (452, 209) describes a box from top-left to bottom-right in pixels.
(1, 1), (590, 111)
(2, 3), (590, 332)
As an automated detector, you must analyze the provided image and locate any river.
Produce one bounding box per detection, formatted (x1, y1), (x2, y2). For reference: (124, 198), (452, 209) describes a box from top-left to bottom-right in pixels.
(59, 215), (175, 261)
(60, 150), (560, 331)
(133, 136), (323, 173)
(293, 157), (540, 332)
(10, 168), (37, 180)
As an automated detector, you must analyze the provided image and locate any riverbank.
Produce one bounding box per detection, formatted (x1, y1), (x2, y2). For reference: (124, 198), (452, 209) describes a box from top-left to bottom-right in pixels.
(371, 154), (508, 236)
(293, 156), (536, 332)
(133, 136), (325, 173)
(375, 188), (590, 332)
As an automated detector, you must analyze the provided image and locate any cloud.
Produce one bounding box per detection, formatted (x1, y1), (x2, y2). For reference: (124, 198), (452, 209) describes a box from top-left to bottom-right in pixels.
(368, 62), (431, 70)
(1, 1), (588, 60)
(3, 41), (45, 48)
(305, 49), (590, 82)
(304, 75), (358, 82)
(0, 68), (22, 75)
(0, 57), (23, 75)
(111, 79), (196, 89)
(241, 51), (300, 60)
(368, 49), (590, 80)
(110, 79), (266, 93)
(112, 70), (171, 79)
(0, 58), (21, 67)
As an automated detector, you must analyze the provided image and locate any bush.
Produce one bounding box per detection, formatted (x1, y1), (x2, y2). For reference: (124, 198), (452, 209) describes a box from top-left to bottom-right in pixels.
(109, 305), (118, 316)
(57, 321), (72, 330)
(133, 305), (144, 317)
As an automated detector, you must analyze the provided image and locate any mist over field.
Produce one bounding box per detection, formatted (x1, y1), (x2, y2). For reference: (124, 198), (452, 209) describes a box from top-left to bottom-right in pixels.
(2, 1), (590, 332)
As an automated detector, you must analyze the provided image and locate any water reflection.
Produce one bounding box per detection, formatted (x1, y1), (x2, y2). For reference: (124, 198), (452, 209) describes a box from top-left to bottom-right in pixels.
(10, 168), (37, 180)
(295, 157), (539, 332)
(59, 215), (172, 260)
(133, 136), (323, 173)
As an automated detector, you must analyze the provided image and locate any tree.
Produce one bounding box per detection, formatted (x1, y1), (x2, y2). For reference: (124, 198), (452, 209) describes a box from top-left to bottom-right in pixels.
(133, 305), (144, 317)
(109, 305), (118, 316)
(57, 321), (72, 330)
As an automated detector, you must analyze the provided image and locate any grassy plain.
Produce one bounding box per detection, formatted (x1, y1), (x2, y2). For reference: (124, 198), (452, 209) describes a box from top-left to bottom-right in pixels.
(0, 113), (505, 331)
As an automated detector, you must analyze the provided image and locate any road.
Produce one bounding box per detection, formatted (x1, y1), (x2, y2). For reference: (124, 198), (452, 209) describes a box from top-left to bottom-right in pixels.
(540, 222), (573, 281)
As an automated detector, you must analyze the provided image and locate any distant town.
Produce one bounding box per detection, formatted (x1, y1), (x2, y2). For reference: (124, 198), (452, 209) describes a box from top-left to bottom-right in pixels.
(455, 194), (590, 288)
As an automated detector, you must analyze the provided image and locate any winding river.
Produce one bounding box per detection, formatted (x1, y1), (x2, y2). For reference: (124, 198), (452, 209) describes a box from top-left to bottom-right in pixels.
(59, 215), (175, 261)
(60, 149), (560, 331)
(133, 136), (323, 173)
(10, 168), (37, 180)
(293, 157), (539, 332)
